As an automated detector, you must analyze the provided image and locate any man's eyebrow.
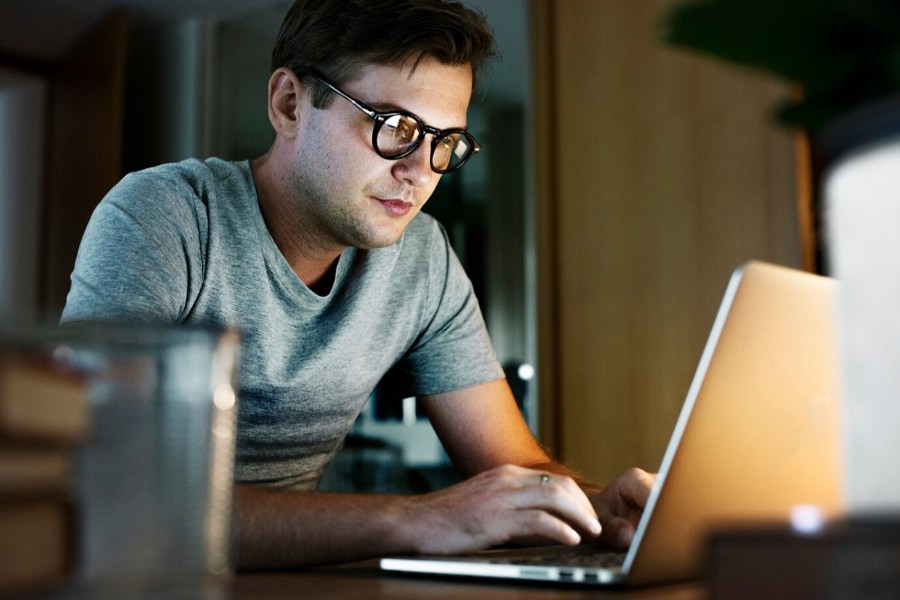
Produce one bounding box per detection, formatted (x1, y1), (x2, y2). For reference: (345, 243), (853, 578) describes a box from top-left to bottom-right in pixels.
(366, 99), (411, 113)
(363, 98), (471, 130)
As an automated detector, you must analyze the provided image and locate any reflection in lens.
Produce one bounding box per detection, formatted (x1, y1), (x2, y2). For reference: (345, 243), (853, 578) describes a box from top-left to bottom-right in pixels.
(379, 114), (421, 157)
(433, 134), (469, 171)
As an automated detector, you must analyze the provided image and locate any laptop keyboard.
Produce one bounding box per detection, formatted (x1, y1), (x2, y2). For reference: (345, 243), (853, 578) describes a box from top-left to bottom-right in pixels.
(488, 547), (627, 569)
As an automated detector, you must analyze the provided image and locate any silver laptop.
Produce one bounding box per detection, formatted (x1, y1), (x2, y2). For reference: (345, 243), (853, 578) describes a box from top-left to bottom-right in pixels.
(380, 261), (844, 586)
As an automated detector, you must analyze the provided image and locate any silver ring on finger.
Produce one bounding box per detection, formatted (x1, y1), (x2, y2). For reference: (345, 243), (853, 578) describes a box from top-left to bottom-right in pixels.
(539, 473), (551, 486)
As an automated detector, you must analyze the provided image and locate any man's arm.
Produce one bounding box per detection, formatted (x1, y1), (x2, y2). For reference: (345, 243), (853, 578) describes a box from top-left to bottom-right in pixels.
(234, 378), (654, 569)
(234, 461), (598, 569)
(421, 378), (656, 548)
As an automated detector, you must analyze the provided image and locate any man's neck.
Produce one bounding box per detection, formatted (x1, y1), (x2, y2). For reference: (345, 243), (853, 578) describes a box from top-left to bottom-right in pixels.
(250, 153), (344, 295)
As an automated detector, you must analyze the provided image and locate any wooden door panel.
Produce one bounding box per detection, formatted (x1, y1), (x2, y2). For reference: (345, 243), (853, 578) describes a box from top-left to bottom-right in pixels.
(40, 9), (126, 316)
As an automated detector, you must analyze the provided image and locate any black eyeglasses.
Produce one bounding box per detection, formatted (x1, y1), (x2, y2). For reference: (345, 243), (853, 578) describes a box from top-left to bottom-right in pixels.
(299, 68), (481, 174)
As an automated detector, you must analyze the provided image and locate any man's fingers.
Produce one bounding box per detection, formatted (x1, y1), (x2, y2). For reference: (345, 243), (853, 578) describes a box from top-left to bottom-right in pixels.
(543, 472), (600, 520)
(492, 468), (601, 538)
(413, 464), (611, 554)
(515, 509), (583, 546)
(591, 467), (657, 548)
(417, 465), (657, 555)
(535, 482), (602, 537)
(601, 516), (636, 548)
(488, 466), (596, 515)
(464, 465), (603, 541)
(621, 467), (656, 506)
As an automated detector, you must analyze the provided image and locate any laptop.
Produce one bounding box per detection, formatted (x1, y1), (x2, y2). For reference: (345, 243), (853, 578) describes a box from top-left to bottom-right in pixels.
(380, 261), (844, 586)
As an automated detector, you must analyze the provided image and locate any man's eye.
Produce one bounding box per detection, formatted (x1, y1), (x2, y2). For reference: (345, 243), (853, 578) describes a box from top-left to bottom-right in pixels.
(396, 121), (417, 140)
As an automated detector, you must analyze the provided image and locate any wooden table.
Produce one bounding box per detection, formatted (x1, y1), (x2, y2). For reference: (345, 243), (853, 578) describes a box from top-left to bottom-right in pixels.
(23, 563), (706, 599)
(233, 566), (706, 599)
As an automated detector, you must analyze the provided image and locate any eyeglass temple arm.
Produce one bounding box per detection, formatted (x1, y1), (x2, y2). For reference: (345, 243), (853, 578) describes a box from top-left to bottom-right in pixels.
(301, 68), (380, 121)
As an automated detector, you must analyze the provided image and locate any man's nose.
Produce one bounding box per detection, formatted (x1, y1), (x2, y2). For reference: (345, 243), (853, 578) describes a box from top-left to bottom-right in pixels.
(392, 140), (436, 187)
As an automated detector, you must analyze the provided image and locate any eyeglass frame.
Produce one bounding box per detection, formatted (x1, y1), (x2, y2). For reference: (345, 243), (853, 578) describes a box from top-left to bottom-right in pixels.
(296, 67), (481, 174)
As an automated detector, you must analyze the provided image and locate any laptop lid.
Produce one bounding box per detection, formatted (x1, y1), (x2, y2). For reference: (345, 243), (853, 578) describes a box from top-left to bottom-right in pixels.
(380, 261), (843, 586)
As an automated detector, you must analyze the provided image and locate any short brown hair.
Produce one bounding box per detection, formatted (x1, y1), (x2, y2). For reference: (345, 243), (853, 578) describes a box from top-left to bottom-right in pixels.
(271, 0), (497, 108)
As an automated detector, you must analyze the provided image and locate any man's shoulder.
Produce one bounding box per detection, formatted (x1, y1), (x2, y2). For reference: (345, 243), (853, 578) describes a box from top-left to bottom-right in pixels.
(121, 158), (249, 195)
(103, 158), (253, 225)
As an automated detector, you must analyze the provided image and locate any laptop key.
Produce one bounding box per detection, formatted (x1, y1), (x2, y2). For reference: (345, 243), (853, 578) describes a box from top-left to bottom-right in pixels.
(489, 549), (626, 569)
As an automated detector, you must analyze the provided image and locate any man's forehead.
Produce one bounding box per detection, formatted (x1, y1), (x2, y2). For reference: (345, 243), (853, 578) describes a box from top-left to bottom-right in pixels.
(358, 58), (473, 90)
(352, 59), (473, 125)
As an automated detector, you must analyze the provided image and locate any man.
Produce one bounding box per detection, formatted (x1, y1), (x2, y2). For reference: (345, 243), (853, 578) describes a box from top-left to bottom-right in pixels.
(62, 0), (655, 569)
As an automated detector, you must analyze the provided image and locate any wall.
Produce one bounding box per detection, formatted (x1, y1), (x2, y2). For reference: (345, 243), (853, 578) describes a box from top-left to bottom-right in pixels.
(203, 13), (279, 161)
(533, 0), (801, 483)
(124, 17), (210, 170)
(0, 69), (45, 320)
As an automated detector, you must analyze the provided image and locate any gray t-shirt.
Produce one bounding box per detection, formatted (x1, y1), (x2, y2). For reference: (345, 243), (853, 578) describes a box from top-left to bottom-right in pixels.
(61, 158), (503, 489)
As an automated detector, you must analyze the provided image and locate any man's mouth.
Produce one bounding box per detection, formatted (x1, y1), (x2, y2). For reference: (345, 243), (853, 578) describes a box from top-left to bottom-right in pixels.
(376, 198), (413, 217)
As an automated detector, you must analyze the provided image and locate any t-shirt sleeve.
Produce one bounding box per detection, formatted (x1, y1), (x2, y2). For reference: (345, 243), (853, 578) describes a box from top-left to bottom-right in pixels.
(60, 172), (206, 325)
(390, 220), (504, 396)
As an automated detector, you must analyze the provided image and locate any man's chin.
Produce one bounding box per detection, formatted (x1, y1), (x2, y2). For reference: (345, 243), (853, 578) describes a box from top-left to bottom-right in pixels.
(352, 221), (415, 250)
(351, 230), (405, 250)
(356, 237), (403, 250)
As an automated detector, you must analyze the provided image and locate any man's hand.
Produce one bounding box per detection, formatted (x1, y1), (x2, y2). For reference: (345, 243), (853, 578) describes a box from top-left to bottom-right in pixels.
(234, 464), (606, 569)
(590, 467), (657, 548)
(407, 464), (603, 555)
(234, 465), (656, 569)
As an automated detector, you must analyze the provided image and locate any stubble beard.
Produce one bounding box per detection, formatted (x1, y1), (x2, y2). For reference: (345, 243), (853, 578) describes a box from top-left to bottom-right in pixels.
(288, 164), (411, 252)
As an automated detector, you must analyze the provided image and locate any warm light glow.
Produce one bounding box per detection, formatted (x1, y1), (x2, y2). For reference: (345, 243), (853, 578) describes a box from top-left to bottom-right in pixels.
(790, 504), (825, 534)
(517, 363), (535, 381)
(213, 383), (236, 410)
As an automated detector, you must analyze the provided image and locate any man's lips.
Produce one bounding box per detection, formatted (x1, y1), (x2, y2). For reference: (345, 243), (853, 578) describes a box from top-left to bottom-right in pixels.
(375, 198), (413, 217)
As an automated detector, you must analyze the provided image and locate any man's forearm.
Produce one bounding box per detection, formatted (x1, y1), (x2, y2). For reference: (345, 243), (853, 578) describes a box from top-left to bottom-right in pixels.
(232, 462), (611, 570)
(233, 484), (420, 570)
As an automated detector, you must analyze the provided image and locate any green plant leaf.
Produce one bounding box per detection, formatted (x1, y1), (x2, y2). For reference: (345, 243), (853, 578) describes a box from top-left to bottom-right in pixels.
(662, 0), (900, 133)
(662, 0), (849, 88)
(832, 0), (900, 38)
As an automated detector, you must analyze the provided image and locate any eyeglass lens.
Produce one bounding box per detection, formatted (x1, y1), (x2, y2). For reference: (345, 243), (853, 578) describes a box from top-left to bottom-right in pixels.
(376, 114), (475, 172)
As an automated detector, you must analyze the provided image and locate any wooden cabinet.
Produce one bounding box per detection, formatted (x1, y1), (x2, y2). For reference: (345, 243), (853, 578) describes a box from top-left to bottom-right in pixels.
(532, 0), (802, 483)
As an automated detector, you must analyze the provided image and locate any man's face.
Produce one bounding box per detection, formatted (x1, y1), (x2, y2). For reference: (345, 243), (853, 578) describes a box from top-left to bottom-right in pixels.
(287, 58), (474, 251)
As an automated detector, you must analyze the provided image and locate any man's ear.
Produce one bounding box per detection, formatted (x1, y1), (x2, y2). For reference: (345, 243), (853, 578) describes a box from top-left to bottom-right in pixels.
(267, 67), (304, 138)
